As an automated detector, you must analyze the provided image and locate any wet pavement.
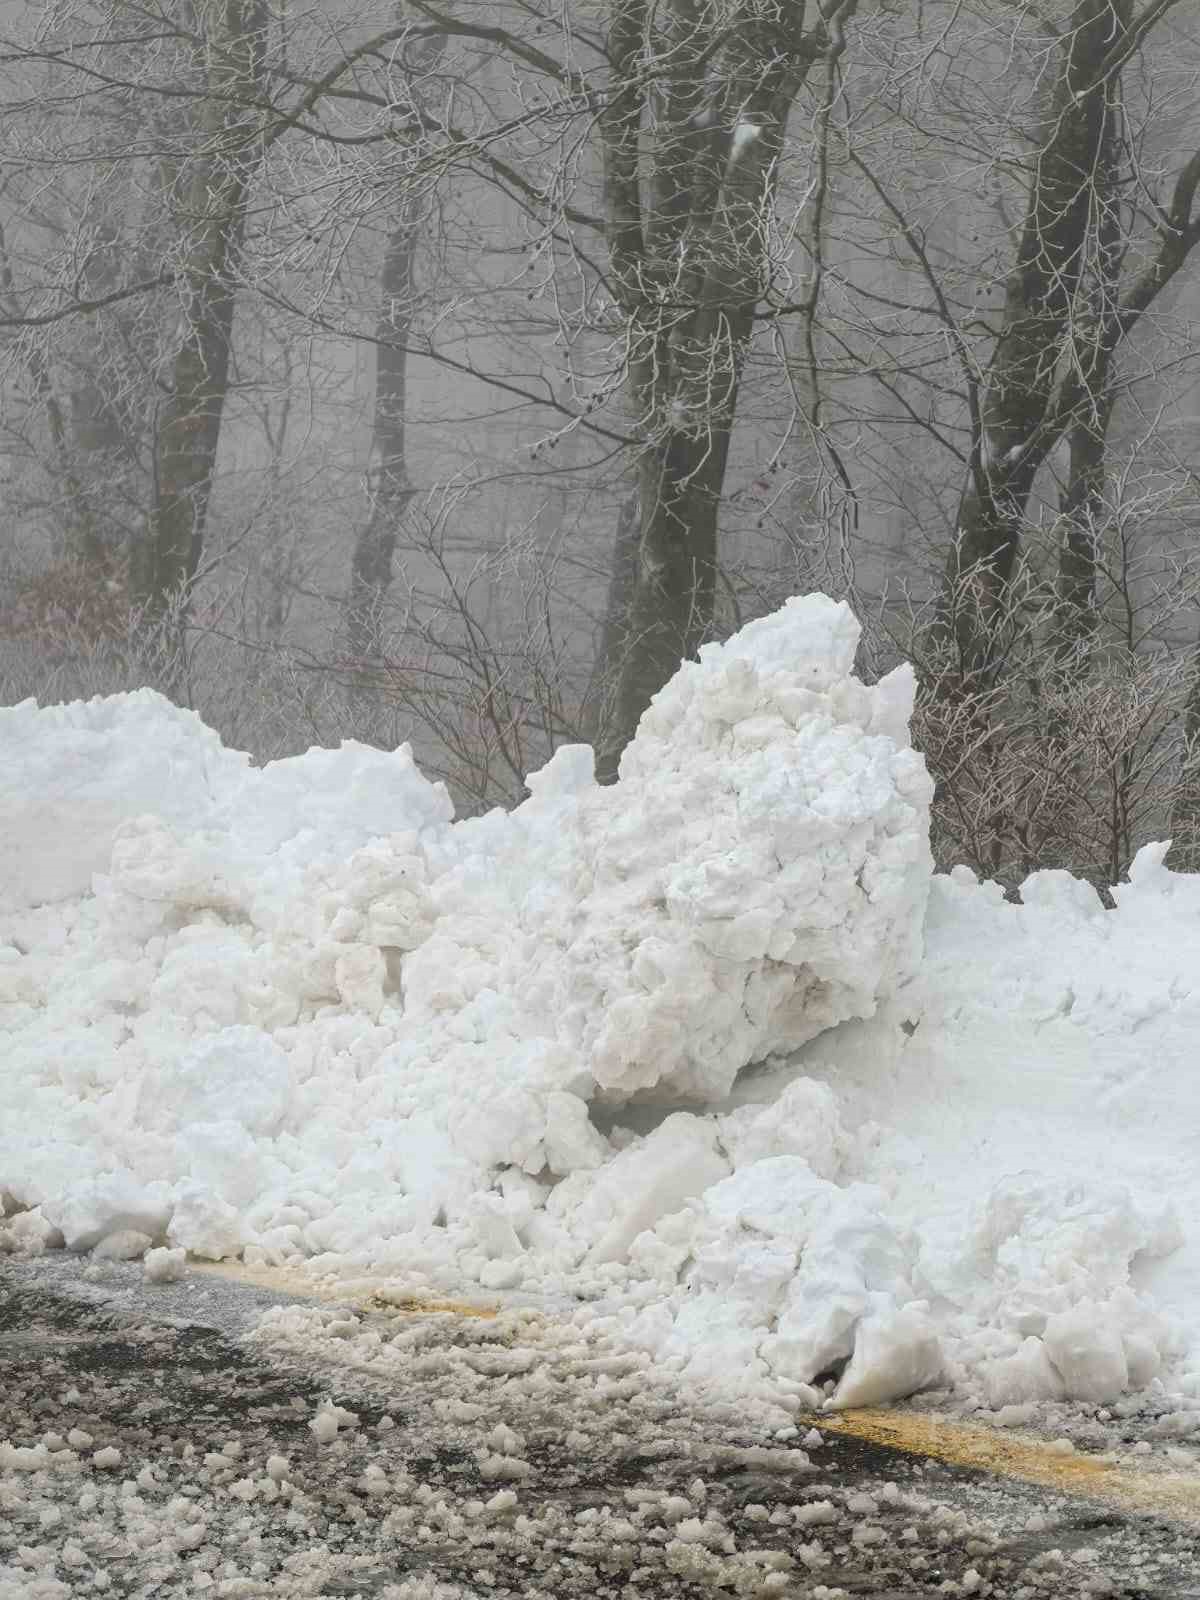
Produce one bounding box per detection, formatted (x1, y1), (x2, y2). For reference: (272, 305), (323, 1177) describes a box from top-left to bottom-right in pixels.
(3, 1258), (1200, 1598)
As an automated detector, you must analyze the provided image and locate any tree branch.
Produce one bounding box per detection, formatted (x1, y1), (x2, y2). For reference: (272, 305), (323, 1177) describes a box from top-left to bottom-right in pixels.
(0, 272), (169, 328)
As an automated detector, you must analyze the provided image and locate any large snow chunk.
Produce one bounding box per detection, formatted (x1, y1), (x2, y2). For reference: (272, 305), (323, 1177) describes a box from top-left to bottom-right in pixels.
(550, 1114), (730, 1267)
(217, 739), (454, 858)
(0, 690), (247, 911)
(980, 1338), (1066, 1409)
(400, 594), (933, 1115)
(167, 1184), (243, 1261)
(831, 1301), (942, 1410)
(166, 1028), (292, 1137)
(0, 688), (455, 921)
(52, 1171), (172, 1254)
(617, 1145), (939, 1407)
(967, 1176), (1183, 1338)
(715, 1078), (847, 1178)
(1042, 1301), (1129, 1403)
(586, 597), (933, 1097)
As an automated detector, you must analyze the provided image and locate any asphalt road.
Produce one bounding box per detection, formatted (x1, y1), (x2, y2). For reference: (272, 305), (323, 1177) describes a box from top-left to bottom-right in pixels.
(3, 1256), (1200, 1599)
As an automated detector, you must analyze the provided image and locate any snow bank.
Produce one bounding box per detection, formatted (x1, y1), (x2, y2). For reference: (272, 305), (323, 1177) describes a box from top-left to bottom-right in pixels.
(1, 598), (936, 1390)
(0, 691), (245, 912)
(5, 593), (1200, 1417)
(682, 845), (1199, 1412)
(796, 848), (1200, 1410)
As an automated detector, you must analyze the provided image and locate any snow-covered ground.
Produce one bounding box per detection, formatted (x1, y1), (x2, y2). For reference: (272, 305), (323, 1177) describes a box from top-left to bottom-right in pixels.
(3, 594), (1200, 1422)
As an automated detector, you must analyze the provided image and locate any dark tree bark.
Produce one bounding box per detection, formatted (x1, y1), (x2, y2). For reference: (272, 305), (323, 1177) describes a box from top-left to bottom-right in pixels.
(1051, 60), (1125, 668)
(345, 25), (450, 671)
(585, 485), (640, 743)
(935, 1), (1200, 690)
(595, 0), (858, 782)
(132, 0), (269, 646)
(937, 0), (1131, 683)
(0, 220), (122, 577)
(1053, 391), (1117, 660)
(347, 201), (422, 665)
(1168, 642), (1200, 871)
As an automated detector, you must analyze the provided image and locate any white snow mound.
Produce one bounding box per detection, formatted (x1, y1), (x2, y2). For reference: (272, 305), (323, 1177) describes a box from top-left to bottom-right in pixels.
(1, 597), (930, 1380)
(8, 592), (1200, 1415)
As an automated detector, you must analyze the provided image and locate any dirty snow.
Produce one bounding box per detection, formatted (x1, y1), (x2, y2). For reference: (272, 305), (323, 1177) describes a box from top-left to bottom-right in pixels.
(2, 593), (1200, 1416)
(12, 1266), (1193, 1600)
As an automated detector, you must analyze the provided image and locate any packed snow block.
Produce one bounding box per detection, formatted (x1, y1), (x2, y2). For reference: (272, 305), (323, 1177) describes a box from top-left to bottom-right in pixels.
(93, 1228), (154, 1261)
(0, 1206), (62, 1257)
(168, 1028), (292, 1136)
(704, 1157), (934, 1402)
(406, 595), (933, 1110)
(1042, 1301), (1130, 1403)
(548, 1114), (730, 1267)
(51, 1171), (172, 1254)
(582, 596), (933, 1098)
(144, 1246), (187, 1284)
(215, 739), (454, 860)
(715, 1078), (847, 1178)
(0, 690), (247, 911)
(618, 1137), (941, 1406)
(830, 1301), (942, 1410)
(980, 1338), (1066, 1409)
(167, 1183), (243, 1261)
(543, 1092), (610, 1175)
(0, 682), (453, 921)
(968, 1175), (1183, 1338)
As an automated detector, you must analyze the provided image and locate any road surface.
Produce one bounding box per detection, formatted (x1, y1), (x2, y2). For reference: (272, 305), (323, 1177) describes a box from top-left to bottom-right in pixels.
(3, 1255), (1200, 1599)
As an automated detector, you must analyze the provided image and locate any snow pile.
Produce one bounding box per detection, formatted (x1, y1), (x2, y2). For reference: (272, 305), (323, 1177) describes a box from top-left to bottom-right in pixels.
(610, 848), (1200, 1412)
(1, 597), (942, 1403)
(800, 851), (1200, 1411)
(5, 593), (1200, 1416)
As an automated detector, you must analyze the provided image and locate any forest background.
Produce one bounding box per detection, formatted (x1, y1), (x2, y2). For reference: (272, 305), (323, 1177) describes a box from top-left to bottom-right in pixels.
(3, 0), (1200, 893)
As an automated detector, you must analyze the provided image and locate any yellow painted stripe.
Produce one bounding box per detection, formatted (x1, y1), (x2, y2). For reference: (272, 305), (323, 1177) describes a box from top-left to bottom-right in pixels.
(188, 1258), (500, 1318)
(818, 1407), (1200, 1526)
(187, 1262), (1200, 1523)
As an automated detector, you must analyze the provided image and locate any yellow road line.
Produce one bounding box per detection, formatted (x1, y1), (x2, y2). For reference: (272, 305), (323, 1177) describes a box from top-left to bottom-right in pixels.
(188, 1258), (500, 1318)
(188, 1261), (1200, 1524)
(818, 1407), (1200, 1526)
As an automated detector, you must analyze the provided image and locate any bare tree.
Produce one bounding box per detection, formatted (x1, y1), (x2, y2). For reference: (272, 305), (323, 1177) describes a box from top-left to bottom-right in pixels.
(592, 0), (859, 775)
(0, 0), (273, 667)
(5, 0), (1200, 900)
(929, 1), (1200, 685)
(132, 0), (269, 646)
(345, 29), (449, 666)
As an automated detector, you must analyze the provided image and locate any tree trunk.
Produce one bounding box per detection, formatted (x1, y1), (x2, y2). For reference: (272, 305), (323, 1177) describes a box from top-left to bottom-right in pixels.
(596, 422), (731, 781)
(1168, 638), (1200, 872)
(586, 485), (640, 747)
(1052, 63), (1124, 670)
(133, 0), (268, 653)
(347, 197), (422, 666)
(597, 0), (858, 777)
(936, 0), (1132, 684)
(0, 221), (115, 576)
(1053, 391), (1116, 663)
(346, 25), (447, 673)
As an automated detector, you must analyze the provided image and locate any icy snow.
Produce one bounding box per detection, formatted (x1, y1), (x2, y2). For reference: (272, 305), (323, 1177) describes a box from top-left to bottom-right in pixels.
(143, 1246), (187, 1284)
(3, 593), (1200, 1414)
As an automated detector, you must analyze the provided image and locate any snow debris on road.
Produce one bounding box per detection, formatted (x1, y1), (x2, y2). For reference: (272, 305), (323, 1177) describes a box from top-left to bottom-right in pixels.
(142, 1247), (187, 1285)
(12, 1275), (1191, 1600)
(3, 593), (1200, 1418)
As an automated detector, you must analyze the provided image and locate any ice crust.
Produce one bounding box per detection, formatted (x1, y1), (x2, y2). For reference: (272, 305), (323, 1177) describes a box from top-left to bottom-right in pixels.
(2, 593), (1198, 1413)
